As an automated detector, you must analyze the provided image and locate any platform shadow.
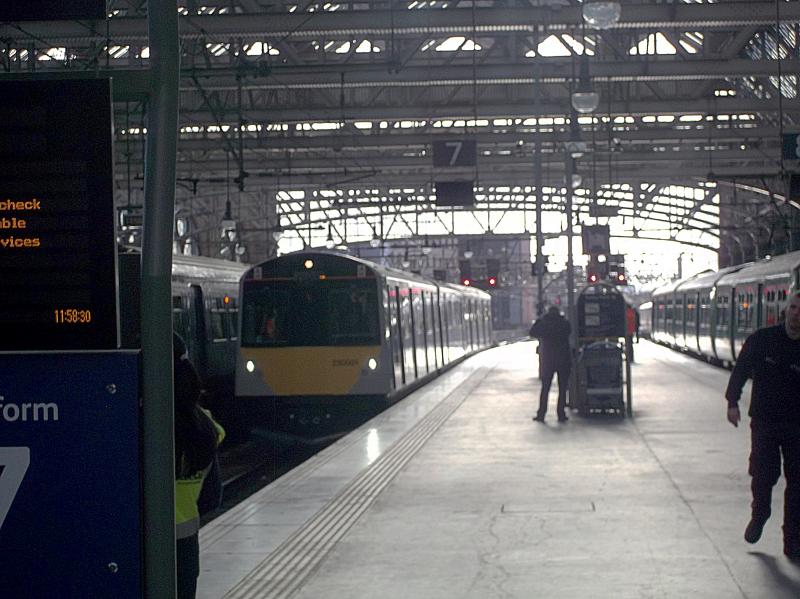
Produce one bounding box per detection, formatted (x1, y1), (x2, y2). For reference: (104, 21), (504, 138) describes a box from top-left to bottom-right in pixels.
(750, 551), (800, 597)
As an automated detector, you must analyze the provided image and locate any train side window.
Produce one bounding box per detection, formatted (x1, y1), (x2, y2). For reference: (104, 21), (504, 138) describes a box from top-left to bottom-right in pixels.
(210, 304), (226, 341)
(225, 309), (238, 339)
(172, 295), (189, 340)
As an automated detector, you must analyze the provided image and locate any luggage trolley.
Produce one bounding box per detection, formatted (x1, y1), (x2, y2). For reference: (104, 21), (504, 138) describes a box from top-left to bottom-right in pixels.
(574, 283), (633, 417)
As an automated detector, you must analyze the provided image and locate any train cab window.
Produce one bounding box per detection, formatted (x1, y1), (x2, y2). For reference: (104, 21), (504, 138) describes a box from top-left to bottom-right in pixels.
(241, 280), (380, 347)
(329, 286), (380, 344)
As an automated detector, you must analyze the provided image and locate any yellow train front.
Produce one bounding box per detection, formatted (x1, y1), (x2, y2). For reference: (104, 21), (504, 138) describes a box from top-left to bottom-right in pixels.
(235, 251), (492, 435)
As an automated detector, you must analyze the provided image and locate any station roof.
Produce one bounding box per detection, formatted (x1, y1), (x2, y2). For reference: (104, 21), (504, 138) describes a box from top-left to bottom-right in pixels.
(2, 1), (798, 270)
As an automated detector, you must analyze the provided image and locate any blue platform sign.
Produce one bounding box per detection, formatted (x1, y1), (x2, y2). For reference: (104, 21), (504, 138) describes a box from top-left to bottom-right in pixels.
(0, 352), (141, 598)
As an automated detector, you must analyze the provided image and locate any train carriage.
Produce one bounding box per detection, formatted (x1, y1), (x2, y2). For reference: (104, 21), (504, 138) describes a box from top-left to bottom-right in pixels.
(650, 250), (800, 368)
(651, 278), (682, 345)
(235, 252), (493, 433)
(117, 250), (249, 432)
(715, 252), (800, 363)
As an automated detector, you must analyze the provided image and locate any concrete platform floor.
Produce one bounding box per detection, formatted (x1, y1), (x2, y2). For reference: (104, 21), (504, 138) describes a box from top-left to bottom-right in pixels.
(201, 340), (800, 599)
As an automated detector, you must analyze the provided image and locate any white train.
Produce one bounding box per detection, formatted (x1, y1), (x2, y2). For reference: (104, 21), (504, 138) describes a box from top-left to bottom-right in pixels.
(646, 250), (800, 365)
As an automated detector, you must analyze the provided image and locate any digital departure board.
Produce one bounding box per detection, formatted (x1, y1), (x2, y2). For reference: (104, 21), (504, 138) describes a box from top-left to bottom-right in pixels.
(0, 1), (107, 21)
(0, 79), (117, 351)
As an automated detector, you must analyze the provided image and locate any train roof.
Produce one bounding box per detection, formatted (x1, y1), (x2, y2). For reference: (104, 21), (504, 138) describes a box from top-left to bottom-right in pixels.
(248, 250), (491, 299)
(172, 254), (250, 278)
(118, 246), (249, 282)
(716, 250), (800, 287)
(438, 280), (492, 299)
(676, 264), (746, 292)
(652, 277), (687, 297)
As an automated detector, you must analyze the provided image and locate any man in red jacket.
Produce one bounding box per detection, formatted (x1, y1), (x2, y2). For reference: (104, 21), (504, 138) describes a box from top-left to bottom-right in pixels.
(726, 291), (800, 559)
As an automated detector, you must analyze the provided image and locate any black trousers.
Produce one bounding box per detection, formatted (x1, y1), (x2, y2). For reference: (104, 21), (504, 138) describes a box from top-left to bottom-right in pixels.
(750, 421), (800, 548)
(177, 533), (200, 599)
(538, 363), (570, 418)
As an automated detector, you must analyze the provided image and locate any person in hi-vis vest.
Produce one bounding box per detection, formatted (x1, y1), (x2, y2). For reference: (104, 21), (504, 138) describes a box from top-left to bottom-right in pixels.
(174, 334), (225, 599)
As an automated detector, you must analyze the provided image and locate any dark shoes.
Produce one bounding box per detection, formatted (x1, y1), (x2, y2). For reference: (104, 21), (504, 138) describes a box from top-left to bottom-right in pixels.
(785, 539), (800, 562)
(532, 415), (545, 423)
(744, 518), (767, 544)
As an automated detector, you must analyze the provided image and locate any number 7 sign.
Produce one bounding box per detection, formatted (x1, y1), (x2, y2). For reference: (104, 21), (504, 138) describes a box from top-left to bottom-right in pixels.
(0, 447), (30, 530)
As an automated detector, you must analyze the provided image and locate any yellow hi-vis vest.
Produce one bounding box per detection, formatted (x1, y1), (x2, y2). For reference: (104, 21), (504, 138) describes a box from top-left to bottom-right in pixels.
(175, 409), (225, 540)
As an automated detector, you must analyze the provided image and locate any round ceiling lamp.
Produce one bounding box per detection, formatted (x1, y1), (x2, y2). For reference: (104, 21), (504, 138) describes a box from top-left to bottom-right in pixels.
(582, 1), (621, 30)
(571, 91), (600, 114)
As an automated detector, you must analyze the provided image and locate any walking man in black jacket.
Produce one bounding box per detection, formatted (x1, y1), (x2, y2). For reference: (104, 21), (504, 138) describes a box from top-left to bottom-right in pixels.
(726, 290), (800, 559)
(530, 306), (572, 423)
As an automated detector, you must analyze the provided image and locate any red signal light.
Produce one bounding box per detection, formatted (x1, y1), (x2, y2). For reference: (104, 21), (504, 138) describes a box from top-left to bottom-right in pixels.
(462, 278), (472, 286)
(616, 273), (626, 283)
(588, 273), (599, 283)
(488, 277), (497, 287)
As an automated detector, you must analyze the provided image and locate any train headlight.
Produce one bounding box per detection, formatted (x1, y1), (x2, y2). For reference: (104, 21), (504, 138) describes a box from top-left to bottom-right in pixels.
(368, 358), (378, 370)
(246, 360), (256, 373)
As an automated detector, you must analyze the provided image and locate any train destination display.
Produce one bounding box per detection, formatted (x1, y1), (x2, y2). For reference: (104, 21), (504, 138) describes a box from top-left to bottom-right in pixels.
(0, 79), (117, 351)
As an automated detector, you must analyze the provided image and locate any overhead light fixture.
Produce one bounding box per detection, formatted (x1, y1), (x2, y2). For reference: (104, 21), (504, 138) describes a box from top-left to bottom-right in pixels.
(370, 233), (381, 248)
(325, 224), (335, 249)
(571, 56), (599, 114)
(272, 226), (284, 241)
(582, 0), (621, 30)
(565, 140), (588, 159)
(463, 249), (474, 260)
(401, 248), (411, 269)
(571, 91), (600, 114)
(571, 174), (583, 189)
(421, 236), (432, 255)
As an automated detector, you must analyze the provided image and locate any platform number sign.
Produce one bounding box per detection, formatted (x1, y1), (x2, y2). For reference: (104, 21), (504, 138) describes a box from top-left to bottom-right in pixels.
(432, 139), (477, 167)
(0, 447), (30, 530)
(783, 133), (800, 161)
(0, 352), (141, 598)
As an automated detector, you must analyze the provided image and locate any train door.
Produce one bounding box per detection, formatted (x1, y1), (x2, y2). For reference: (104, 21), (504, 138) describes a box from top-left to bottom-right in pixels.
(425, 291), (439, 370)
(713, 287), (734, 363)
(389, 285), (403, 387)
(449, 295), (463, 359)
(763, 284), (776, 327)
(664, 296), (673, 344)
(189, 284), (208, 376)
(467, 299), (475, 350)
(438, 290), (448, 365)
(415, 290), (429, 375)
(401, 287), (417, 382)
(732, 286), (754, 360)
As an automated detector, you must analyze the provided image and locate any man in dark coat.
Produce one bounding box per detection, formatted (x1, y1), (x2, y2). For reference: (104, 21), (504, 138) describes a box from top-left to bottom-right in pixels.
(529, 305), (572, 423)
(726, 291), (800, 560)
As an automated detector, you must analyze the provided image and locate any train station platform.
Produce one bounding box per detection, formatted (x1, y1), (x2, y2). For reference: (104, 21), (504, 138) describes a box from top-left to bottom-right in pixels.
(198, 340), (800, 599)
